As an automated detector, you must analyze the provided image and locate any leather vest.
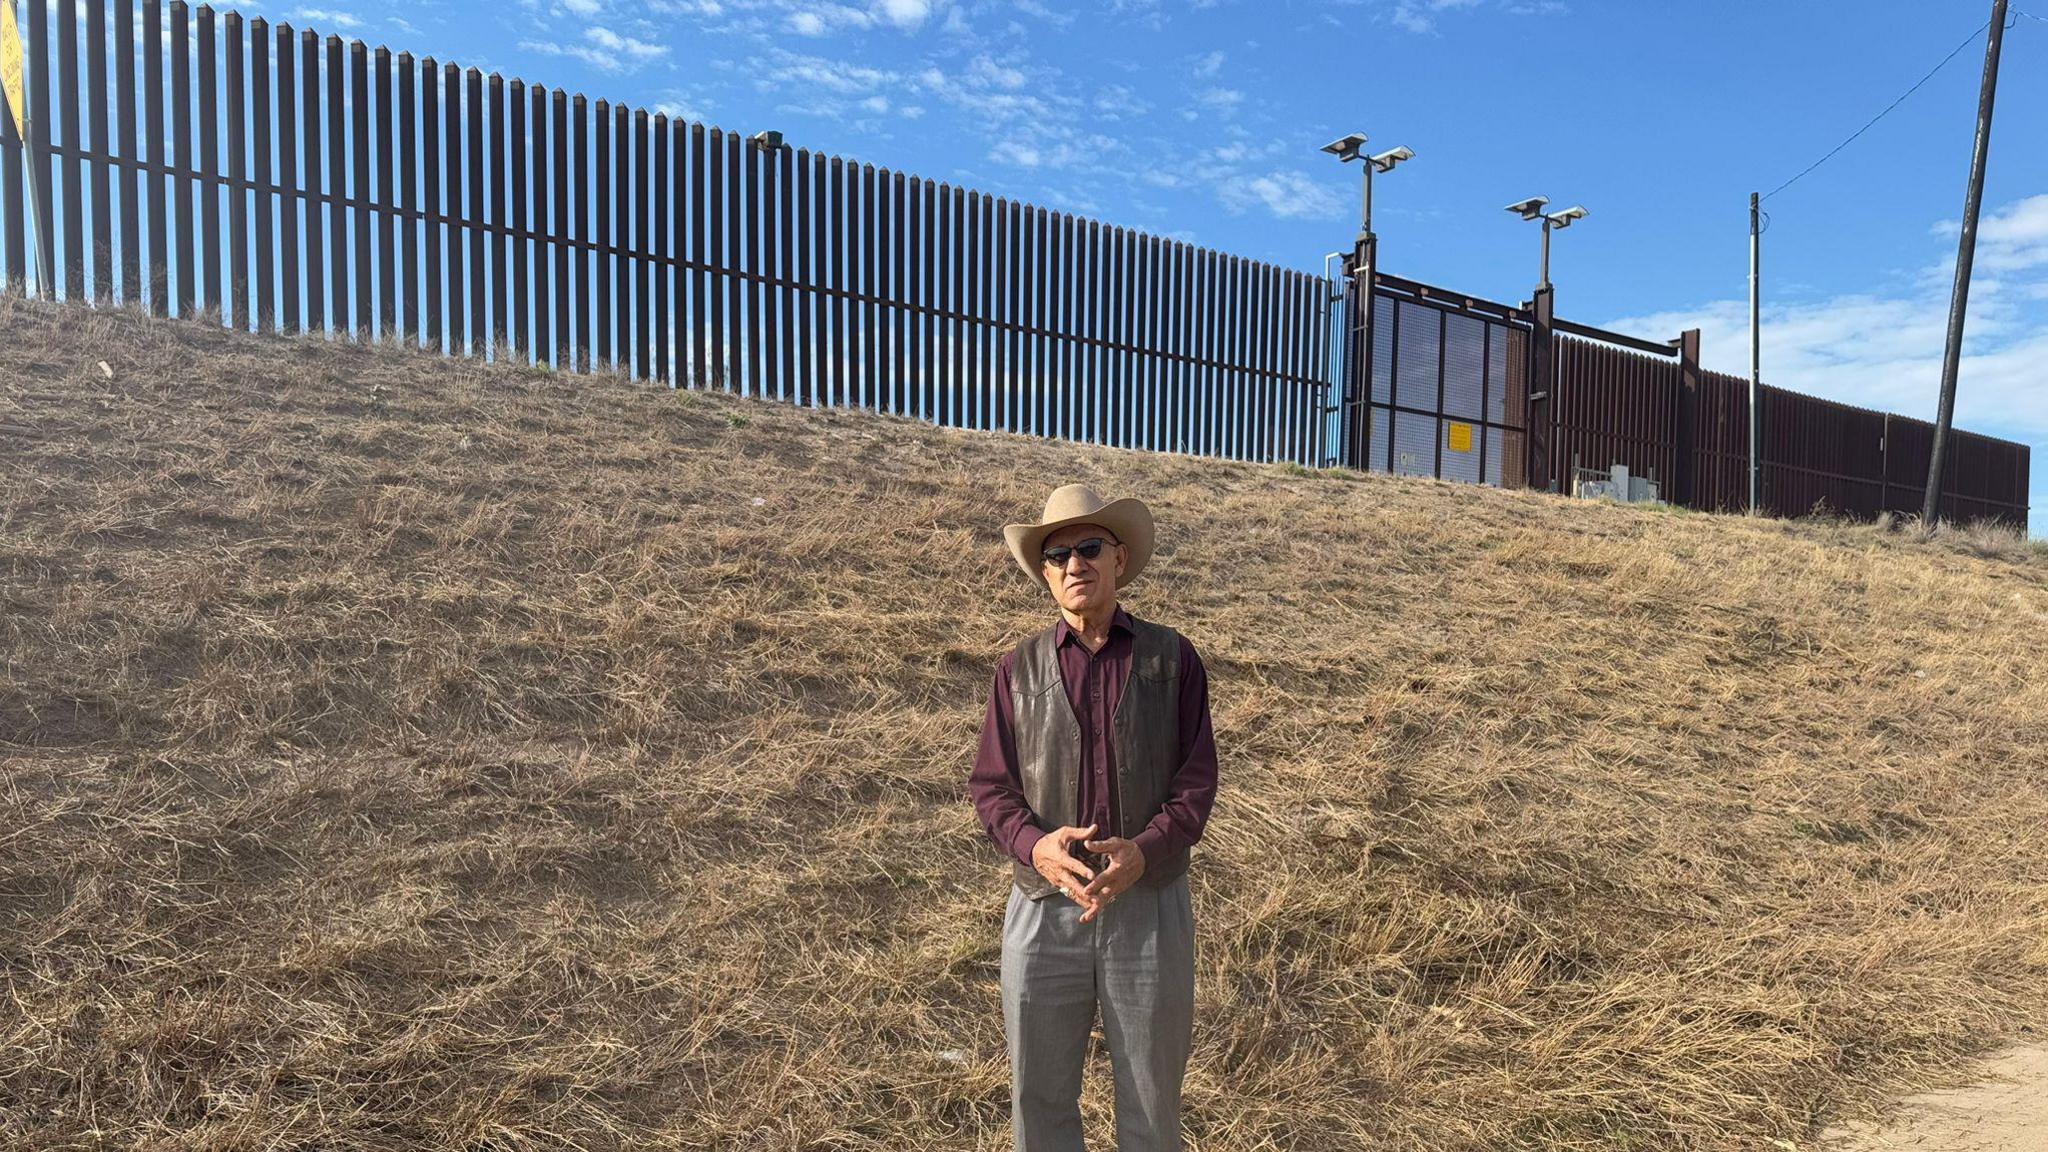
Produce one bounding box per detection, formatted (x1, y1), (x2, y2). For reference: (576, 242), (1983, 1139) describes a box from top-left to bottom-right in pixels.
(1008, 614), (1192, 901)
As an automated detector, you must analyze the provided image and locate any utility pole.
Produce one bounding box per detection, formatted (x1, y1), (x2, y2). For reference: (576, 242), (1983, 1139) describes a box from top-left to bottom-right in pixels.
(1748, 192), (1761, 515)
(1923, 0), (2008, 531)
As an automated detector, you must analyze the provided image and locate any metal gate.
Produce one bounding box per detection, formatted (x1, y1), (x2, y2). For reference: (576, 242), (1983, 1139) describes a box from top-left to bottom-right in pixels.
(1335, 271), (1532, 487)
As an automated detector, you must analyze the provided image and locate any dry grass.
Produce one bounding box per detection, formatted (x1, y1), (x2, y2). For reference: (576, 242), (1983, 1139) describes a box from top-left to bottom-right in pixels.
(2, 292), (2046, 1151)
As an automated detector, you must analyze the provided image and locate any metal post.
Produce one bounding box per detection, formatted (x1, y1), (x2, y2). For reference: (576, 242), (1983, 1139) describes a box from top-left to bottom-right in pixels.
(1529, 285), (1555, 492)
(1321, 250), (1345, 468)
(1356, 233), (1376, 466)
(1361, 161), (1373, 238)
(1539, 217), (1552, 290)
(1749, 191), (1761, 515)
(1923, 0), (2008, 532)
(1677, 328), (1701, 509)
(1346, 155), (1377, 473)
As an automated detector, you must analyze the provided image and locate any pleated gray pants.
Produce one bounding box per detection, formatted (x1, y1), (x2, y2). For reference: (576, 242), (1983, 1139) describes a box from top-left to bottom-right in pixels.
(999, 873), (1195, 1152)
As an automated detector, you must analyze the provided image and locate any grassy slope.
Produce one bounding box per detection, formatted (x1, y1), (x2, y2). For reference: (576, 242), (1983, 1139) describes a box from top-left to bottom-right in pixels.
(2, 294), (2046, 1151)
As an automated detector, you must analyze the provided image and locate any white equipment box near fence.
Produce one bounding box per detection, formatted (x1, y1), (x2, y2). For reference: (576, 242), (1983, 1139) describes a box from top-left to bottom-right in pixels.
(1573, 464), (1664, 507)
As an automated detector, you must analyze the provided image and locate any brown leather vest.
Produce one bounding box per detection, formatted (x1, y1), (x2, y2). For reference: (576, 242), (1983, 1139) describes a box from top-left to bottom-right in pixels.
(1008, 613), (1192, 901)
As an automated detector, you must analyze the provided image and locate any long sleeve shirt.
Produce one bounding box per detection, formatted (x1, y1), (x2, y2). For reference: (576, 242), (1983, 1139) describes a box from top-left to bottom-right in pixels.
(968, 607), (1219, 872)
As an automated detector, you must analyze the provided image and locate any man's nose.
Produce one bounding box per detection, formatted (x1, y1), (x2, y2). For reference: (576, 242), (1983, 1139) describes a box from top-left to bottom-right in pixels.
(1063, 552), (1091, 575)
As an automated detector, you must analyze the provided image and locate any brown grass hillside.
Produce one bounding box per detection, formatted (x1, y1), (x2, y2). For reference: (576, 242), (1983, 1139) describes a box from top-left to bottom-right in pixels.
(2, 292), (2046, 1151)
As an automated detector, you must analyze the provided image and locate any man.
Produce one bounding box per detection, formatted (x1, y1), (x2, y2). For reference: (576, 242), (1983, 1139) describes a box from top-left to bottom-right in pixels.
(970, 483), (1220, 1152)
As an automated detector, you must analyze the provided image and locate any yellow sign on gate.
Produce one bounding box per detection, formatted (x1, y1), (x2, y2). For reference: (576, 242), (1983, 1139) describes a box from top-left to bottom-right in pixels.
(1446, 421), (1474, 454)
(1, 0), (25, 141)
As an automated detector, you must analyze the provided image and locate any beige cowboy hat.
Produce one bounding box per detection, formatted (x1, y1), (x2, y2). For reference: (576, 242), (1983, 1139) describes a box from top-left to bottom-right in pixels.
(1003, 484), (1157, 587)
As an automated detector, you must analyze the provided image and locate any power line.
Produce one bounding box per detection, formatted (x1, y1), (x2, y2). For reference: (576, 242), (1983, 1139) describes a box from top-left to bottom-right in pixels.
(1761, 18), (1993, 201)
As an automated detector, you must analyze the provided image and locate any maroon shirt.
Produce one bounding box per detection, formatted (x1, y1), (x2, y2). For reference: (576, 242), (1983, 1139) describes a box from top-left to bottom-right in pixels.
(969, 606), (1219, 872)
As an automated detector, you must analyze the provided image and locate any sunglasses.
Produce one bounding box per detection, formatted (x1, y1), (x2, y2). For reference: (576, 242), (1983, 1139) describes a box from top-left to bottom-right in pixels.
(1041, 537), (1117, 568)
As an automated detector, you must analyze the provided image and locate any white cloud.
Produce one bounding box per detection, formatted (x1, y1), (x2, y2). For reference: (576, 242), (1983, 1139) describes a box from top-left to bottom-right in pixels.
(1935, 195), (2048, 277)
(1192, 49), (1225, 78)
(875, 0), (932, 30)
(967, 54), (1026, 90)
(588, 26), (667, 58)
(1014, 0), (1075, 26)
(655, 99), (709, 122)
(1182, 87), (1243, 120)
(784, 2), (878, 36)
(1094, 84), (1151, 121)
(654, 85), (712, 123)
(751, 49), (920, 123)
(990, 141), (1041, 168)
(293, 8), (363, 29)
(1392, 0), (1548, 33)
(519, 26), (667, 71)
(559, 0), (603, 15)
(1218, 170), (1343, 220)
(985, 133), (1119, 170)
(912, 57), (1060, 124)
(744, 29), (1129, 189)
(1390, 3), (1435, 33)
(1107, 0), (1170, 31)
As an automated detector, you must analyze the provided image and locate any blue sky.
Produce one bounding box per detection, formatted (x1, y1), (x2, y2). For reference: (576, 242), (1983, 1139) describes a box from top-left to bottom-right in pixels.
(29, 0), (2048, 523)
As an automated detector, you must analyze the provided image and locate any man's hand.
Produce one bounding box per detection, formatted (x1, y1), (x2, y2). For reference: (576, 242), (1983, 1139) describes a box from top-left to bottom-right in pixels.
(1078, 835), (1145, 924)
(1031, 824), (1101, 913)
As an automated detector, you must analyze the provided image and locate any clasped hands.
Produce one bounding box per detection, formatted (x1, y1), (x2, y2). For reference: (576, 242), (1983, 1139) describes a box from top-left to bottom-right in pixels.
(1031, 823), (1144, 923)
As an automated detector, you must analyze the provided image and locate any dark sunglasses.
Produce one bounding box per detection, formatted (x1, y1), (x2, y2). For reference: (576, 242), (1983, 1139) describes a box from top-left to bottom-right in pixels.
(1041, 537), (1117, 568)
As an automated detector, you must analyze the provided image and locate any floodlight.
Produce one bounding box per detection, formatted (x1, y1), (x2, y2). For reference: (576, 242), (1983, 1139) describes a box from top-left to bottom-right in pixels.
(1504, 196), (1550, 221)
(751, 129), (784, 151)
(1367, 146), (1414, 173)
(1544, 204), (1589, 228)
(1320, 133), (1369, 163)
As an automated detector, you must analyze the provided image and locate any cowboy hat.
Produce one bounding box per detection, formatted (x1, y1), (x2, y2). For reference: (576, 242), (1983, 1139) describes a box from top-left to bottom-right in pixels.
(1003, 484), (1156, 587)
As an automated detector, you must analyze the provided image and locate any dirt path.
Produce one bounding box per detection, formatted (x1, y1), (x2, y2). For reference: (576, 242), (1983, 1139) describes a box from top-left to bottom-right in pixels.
(1824, 1045), (2048, 1152)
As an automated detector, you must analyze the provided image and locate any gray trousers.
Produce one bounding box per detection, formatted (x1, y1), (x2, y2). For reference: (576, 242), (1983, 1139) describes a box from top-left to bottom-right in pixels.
(999, 873), (1195, 1152)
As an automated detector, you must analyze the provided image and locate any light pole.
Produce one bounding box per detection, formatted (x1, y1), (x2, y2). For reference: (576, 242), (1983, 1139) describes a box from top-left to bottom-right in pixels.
(1505, 198), (1584, 493)
(1320, 134), (1415, 242)
(1505, 197), (1587, 290)
(1321, 134), (1413, 471)
(1362, 146), (1414, 239)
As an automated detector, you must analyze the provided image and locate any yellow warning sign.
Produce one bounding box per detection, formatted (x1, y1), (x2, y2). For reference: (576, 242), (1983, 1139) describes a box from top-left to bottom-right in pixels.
(1446, 421), (1474, 453)
(1, 0), (25, 141)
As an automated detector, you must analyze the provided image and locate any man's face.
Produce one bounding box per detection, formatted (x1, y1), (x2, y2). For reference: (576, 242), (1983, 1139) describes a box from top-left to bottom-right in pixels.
(1040, 522), (1127, 615)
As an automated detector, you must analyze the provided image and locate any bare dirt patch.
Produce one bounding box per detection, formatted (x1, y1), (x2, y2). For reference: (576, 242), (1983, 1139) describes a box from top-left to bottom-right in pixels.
(1826, 1044), (2048, 1152)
